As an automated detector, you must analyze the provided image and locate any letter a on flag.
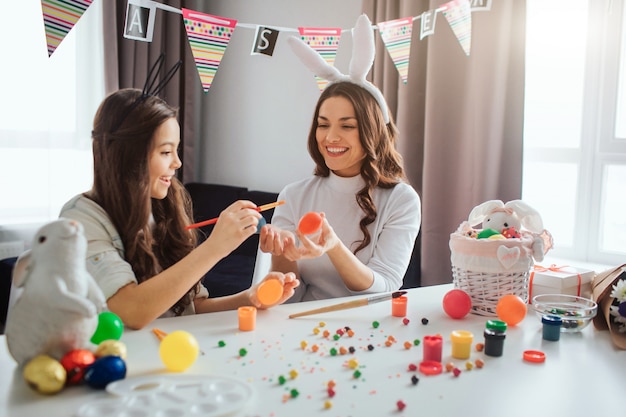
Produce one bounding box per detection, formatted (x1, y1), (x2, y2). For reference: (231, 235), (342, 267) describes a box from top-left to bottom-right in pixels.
(41, 0), (93, 57)
(182, 9), (237, 93)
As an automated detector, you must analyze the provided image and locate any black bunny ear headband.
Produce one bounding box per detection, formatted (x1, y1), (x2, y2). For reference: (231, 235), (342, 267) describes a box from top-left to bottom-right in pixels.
(288, 14), (390, 124)
(111, 53), (182, 133)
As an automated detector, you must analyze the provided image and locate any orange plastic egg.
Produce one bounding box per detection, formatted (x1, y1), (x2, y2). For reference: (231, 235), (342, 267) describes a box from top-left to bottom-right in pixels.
(495, 294), (527, 326)
(298, 212), (323, 235)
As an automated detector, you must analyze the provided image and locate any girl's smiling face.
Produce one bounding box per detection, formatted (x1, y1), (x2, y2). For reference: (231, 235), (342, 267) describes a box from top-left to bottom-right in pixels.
(148, 117), (181, 199)
(315, 96), (365, 177)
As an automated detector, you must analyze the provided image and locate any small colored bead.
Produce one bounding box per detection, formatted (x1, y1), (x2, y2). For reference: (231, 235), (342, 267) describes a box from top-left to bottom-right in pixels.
(408, 363), (418, 371)
(411, 375), (419, 385)
(347, 359), (359, 369)
(404, 341), (412, 349)
(385, 340), (393, 347)
(319, 322), (326, 327)
(413, 339), (421, 346)
(327, 380), (336, 388)
(323, 330), (330, 338)
(353, 370), (362, 379)
(453, 367), (461, 377)
(465, 361), (474, 371)
(367, 344), (375, 351)
(387, 335), (396, 343)
(313, 327), (320, 335)
(300, 340), (307, 350)
(339, 346), (348, 355)
(372, 321), (380, 328)
(397, 400), (406, 411)
(324, 400), (333, 409)
(239, 348), (247, 357)
(290, 388), (299, 398)
(312, 344), (319, 352)
(445, 362), (455, 372)
(333, 334), (340, 341)
(336, 328), (344, 336)
(348, 346), (356, 353)
(289, 369), (299, 379)
(475, 358), (485, 368)
(421, 317), (429, 325)
(402, 318), (410, 325)
(217, 340), (226, 347)
(475, 342), (484, 352)
(330, 347), (338, 356)
(278, 375), (287, 385)
(347, 329), (355, 337)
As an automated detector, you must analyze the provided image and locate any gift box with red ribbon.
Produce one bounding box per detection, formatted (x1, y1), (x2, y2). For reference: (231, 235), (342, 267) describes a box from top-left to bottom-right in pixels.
(528, 264), (595, 303)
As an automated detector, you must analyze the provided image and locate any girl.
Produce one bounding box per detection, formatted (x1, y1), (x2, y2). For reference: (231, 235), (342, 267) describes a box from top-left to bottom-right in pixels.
(61, 88), (298, 329)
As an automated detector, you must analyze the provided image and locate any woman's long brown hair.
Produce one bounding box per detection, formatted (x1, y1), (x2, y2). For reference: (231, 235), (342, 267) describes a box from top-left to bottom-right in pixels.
(307, 82), (406, 254)
(89, 88), (199, 315)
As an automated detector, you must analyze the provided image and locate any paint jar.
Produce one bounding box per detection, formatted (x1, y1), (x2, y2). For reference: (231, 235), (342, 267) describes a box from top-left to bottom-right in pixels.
(391, 295), (408, 317)
(542, 314), (563, 341)
(238, 306), (257, 331)
(450, 330), (474, 359)
(423, 335), (443, 363)
(483, 328), (506, 357)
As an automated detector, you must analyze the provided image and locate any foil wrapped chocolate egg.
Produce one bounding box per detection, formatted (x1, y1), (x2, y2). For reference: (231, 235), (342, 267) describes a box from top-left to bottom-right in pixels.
(95, 340), (127, 360)
(60, 349), (96, 385)
(83, 355), (127, 389)
(23, 355), (67, 394)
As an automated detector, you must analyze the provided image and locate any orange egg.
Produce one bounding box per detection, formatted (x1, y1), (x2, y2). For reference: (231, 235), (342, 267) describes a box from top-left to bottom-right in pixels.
(298, 212), (323, 235)
(496, 294), (527, 326)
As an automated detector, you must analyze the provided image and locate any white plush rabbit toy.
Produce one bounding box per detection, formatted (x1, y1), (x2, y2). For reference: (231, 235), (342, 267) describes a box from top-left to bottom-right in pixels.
(467, 199), (553, 262)
(5, 218), (107, 367)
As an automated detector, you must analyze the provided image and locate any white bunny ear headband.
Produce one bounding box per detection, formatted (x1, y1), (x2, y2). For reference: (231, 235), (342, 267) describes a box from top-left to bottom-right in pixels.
(287, 14), (390, 124)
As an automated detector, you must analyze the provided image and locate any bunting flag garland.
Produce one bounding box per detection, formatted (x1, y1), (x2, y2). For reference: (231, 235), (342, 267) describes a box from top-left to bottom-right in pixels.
(377, 17), (414, 84)
(41, 0), (93, 57)
(298, 26), (342, 91)
(182, 9), (238, 92)
(442, 0), (472, 56)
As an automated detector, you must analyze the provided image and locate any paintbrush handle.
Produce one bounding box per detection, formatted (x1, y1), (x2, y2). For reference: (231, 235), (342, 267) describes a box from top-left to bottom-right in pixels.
(289, 298), (369, 319)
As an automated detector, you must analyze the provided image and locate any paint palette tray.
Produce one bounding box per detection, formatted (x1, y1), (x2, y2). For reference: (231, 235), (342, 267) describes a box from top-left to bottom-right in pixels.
(77, 374), (253, 417)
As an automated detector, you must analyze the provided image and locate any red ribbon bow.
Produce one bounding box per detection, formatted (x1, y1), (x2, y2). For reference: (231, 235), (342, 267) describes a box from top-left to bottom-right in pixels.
(529, 264), (582, 303)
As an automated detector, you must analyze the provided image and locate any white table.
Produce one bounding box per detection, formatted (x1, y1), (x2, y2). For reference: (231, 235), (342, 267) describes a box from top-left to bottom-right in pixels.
(1, 284), (623, 417)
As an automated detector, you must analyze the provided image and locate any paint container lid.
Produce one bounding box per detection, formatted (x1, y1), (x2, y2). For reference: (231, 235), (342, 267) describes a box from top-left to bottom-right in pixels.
(257, 279), (283, 306)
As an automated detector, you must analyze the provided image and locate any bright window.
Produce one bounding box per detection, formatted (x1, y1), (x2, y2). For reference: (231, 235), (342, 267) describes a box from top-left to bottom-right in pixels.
(523, 0), (626, 266)
(0, 1), (105, 225)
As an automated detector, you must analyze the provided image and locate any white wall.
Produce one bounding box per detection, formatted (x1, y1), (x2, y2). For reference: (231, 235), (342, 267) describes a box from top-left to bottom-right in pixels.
(194, 0), (362, 193)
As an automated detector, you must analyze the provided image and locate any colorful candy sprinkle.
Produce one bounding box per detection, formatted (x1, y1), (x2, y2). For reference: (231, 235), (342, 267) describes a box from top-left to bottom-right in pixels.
(372, 321), (380, 328)
(402, 317), (410, 325)
(239, 348), (247, 357)
(278, 375), (287, 385)
(421, 318), (429, 325)
(475, 359), (485, 368)
(411, 375), (419, 385)
(397, 400), (406, 411)
(217, 340), (226, 347)
(353, 370), (362, 379)
(324, 400), (333, 409)
(289, 369), (299, 379)
(453, 367), (461, 377)
(475, 342), (484, 352)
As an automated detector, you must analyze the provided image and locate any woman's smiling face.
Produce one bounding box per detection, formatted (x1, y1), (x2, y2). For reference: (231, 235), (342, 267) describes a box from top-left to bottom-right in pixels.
(148, 117), (181, 199)
(315, 95), (365, 177)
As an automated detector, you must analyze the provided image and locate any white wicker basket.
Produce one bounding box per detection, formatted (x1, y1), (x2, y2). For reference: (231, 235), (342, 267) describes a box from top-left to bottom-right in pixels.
(449, 229), (535, 316)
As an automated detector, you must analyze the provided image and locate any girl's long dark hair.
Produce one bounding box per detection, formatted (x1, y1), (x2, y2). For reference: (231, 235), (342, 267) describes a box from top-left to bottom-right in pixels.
(89, 88), (199, 315)
(307, 82), (406, 254)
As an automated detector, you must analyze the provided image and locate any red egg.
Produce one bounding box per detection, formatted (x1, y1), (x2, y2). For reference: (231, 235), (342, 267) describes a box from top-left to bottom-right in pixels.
(442, 289), (472, 319)
(60, 349), (96, 385)
(298, 212), (323, 235)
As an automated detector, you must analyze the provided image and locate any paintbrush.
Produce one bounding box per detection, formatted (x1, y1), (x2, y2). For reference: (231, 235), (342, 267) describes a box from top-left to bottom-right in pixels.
(288, 291), (407, 319)
(185, 200), (286, 230)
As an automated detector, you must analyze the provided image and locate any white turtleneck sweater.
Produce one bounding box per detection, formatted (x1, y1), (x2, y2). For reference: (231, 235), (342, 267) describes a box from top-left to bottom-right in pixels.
(272, 172), (421, 302)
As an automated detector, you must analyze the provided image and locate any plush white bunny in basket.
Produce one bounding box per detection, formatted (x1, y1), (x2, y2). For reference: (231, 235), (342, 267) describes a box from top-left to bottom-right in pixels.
(449, 200), (553, 315)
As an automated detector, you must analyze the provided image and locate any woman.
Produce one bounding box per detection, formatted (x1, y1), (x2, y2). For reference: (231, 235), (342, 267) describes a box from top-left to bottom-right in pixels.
(60, 88), (298, 329)
(260, 81), (421, 302)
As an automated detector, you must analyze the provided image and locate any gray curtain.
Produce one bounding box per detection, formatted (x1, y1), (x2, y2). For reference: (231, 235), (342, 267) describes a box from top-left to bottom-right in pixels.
(363, 0), (526, 286)
(102, 0), (201, 183)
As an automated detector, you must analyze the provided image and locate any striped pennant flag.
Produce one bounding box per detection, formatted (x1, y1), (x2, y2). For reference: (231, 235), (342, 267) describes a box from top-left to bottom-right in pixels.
(182, 9), (237, 92)
(41, 0), (93, 57)
(442, 0), (472, 56)
(298, 26), (342, 92)
(377, 17), (414, 84)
